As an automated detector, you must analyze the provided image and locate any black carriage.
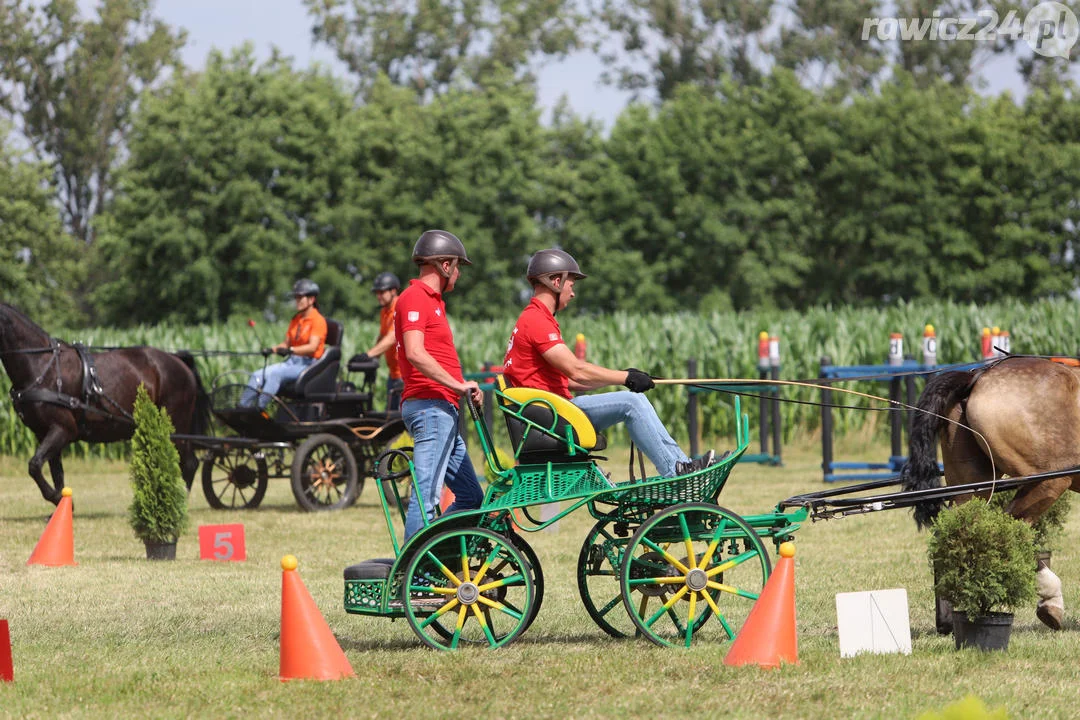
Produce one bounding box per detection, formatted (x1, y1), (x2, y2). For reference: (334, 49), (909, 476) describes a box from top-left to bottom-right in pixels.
(179, 319), (405, 512)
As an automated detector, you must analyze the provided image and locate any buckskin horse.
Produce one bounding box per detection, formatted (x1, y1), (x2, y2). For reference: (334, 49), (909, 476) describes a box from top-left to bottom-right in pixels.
(0, 303), (210, 505)
(901, 355), (1080, 631)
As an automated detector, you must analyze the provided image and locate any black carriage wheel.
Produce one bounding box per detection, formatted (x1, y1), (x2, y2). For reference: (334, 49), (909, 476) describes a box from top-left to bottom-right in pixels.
(577, 518), (638, 639)
(290, 433), (360, 512)
(201, 447), (269, 510)
(620, 503), (771, 648)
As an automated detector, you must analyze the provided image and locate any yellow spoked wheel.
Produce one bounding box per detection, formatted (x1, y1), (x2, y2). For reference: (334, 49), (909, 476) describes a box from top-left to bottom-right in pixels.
(402, 528), (536, 650)
(619, 503), (771, 648)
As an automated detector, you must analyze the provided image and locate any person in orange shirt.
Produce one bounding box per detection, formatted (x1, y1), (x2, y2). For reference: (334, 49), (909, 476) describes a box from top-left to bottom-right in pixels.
(357, 271), (403, 410)
(240, 278), (327, 408)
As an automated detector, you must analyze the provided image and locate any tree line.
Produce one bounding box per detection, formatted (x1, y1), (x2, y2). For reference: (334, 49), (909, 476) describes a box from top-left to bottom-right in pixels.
(1, 0), (1079, 327)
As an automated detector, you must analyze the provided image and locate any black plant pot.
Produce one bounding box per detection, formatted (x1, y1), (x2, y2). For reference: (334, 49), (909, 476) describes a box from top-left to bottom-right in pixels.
(953, 611), (1013, 651)
(144, 540), (178, 561)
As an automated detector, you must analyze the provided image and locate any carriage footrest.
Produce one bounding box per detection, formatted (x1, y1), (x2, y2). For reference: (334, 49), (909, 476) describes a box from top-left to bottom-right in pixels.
(344, 558), (395, 615)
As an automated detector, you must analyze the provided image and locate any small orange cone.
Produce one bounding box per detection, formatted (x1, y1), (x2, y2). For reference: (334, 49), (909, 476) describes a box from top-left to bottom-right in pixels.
(279, 555), (354, 681)
(27, 487), (76, 566)
(724, 541), (798, 668)
(439, 485), (454, 512)
(0, 619), (12, 682)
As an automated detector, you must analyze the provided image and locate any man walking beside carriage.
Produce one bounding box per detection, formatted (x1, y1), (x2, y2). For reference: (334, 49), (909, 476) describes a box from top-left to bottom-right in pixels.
(502, 248), (716, 478)
(395, 230), (484, 538)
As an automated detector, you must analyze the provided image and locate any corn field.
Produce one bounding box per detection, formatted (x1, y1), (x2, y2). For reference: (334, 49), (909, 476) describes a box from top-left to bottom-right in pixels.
(2, 298), (1079, 459)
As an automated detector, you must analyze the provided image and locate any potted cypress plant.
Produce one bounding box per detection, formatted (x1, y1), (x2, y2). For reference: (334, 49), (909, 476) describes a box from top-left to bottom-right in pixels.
(991, 488), (1071, 568)
(129, 385), (190, 560)
(927, 498), (1036, 651)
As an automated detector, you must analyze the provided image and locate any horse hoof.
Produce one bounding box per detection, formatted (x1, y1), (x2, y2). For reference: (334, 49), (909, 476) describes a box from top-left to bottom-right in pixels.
(1037, 604), (1064, 631)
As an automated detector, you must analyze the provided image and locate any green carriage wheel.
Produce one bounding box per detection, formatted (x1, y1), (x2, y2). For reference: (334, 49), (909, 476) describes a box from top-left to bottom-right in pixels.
(577, 518), (638, 638)
(620, 503), (771, 648)
(402, 528), (535, 650)
(426, 528), (544, 642)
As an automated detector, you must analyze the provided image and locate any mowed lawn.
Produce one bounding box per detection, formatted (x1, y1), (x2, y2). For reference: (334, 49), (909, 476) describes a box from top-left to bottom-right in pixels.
(1, 437), (1079, 720)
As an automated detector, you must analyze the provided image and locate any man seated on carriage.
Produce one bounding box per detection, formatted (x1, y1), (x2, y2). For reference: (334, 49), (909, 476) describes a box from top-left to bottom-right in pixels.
(396, 230), (485, 538)
(240, 278), (327, 409)
(502, 249), (716, 477)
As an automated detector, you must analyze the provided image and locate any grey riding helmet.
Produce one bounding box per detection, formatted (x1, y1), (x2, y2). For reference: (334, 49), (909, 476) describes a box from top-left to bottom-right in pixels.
(371, 272), (400, 292)
(412, 230), (471, 277)
(292, 278), (320, 297)
(526, 248), (586, 294)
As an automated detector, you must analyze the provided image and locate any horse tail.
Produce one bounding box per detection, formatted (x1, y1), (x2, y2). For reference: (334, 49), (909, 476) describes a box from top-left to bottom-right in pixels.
(901, 370), (976, 530)
(176, 351), (211, 437)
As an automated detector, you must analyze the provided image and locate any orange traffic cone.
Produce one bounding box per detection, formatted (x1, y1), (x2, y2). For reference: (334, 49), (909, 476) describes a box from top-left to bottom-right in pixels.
(439, 485), (454, 513)
(724, 541), (798, 668)
(0, 619), (12, 682)
(278, 555), (355, 681)
(27, 487), (75, 567)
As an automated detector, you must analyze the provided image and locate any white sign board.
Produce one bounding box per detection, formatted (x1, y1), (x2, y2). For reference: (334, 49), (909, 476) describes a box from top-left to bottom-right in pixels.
(836, 588), (912, 658)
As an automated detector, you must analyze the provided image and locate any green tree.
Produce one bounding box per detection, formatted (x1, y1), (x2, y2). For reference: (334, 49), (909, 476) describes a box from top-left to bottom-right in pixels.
(771, 0), (888, 97)
(304, 0), (585, 97)
(128, 384), (188, 546)
(95, 47), (355, 325)
(0, 125), (83, 325)
(596, 0), (775, 100)
(0, 0), (185, 245)
(315, 74), (569, 319)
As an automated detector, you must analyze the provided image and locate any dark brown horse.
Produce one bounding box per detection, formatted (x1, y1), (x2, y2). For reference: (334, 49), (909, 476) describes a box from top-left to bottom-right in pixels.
(901, 356), (1080, 631)
(0, 303), (210, 505)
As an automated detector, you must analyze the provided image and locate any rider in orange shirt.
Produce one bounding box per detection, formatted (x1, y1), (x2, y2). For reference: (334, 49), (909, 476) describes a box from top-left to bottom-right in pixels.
(358, 272), (403, 410)
(241, 278), (327, 408)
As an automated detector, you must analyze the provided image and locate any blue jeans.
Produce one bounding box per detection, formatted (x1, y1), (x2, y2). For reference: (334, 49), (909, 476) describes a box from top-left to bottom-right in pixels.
(240, 355), (313, 408)
(573, 391), (689, 477)
(401, 398), (484, 539)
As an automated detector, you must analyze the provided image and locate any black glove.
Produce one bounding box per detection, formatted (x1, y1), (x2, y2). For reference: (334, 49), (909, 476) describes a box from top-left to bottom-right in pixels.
(356, 352), (371, 363)
(260, 347), (273, 358)
(624, 368), (655, 393)
(275, 346), (292, 357)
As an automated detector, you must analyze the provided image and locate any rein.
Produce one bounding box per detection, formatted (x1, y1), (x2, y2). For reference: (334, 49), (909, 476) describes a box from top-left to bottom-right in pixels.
(654, 375), (1000, 494)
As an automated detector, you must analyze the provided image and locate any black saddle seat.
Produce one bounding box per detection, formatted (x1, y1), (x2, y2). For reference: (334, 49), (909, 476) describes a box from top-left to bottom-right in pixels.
(279, 319), (343, 398)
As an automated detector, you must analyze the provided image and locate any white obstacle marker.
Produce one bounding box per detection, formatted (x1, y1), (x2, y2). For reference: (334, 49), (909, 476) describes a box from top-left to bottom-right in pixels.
(836, 588), (912, 658)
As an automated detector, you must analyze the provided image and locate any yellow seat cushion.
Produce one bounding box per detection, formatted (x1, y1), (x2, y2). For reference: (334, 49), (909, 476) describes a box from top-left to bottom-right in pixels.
(500, 386), (598, 449)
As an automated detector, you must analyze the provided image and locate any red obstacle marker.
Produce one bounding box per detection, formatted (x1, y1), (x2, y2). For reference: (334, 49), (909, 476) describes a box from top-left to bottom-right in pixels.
(198, 524), (246, 561)
(0, 619), (12, 682)
(279, 555), (354, 681)
(27, 487), (75, 567)
(724, 542), (798, 668)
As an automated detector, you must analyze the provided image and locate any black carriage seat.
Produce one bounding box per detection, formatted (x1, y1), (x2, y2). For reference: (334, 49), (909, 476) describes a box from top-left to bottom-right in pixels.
(279, 319), (343, 399)
(344, 557), (395, 580)
(498, 379), (606, 464)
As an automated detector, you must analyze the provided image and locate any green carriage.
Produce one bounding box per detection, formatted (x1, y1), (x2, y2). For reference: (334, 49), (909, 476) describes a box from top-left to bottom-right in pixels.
(343, 383), (807, 650)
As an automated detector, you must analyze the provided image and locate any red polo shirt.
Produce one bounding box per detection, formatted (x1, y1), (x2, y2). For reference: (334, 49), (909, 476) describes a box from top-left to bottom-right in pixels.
(395, 279), (464, 407)
(503, 297), (571, 399)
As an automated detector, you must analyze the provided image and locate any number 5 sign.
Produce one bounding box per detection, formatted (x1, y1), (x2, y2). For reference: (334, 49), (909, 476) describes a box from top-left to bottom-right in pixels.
(198, 524), (247, 561)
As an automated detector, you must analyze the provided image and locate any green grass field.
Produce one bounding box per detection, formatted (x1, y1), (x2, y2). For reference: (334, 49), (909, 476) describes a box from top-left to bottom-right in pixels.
(1, 438), (1078, 719)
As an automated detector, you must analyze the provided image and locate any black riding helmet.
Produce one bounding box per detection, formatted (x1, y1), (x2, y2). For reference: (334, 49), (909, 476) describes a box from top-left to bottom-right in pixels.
(291, 278), (320, 297)
(371, 271), (400, 292)
(526, 248), (586, 295)
(412, 230), (471, 279)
